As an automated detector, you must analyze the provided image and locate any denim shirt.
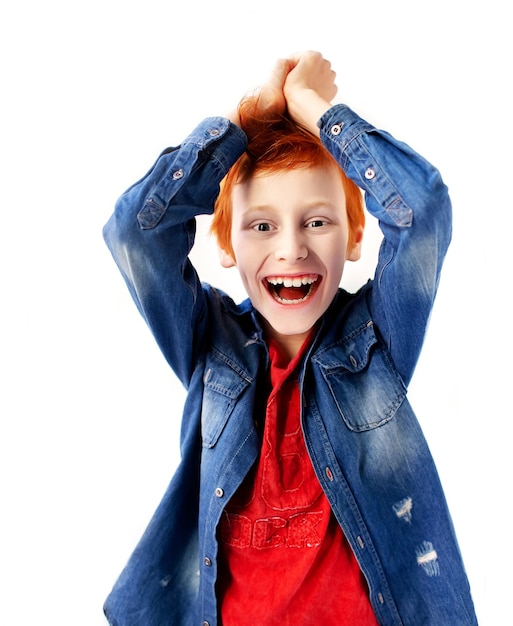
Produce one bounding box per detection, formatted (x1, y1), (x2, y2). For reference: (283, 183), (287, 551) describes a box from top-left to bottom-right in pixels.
(103, 105), (478, 625)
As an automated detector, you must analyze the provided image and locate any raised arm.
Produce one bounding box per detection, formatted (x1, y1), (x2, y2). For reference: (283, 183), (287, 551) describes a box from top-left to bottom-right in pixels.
(285, 51), (451, 384)
(103, 120), (247, 386)
(103, 59), (298, 387)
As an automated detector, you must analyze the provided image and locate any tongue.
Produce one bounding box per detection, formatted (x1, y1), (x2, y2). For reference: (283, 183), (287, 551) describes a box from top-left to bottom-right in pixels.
(277, 285), (308, 300)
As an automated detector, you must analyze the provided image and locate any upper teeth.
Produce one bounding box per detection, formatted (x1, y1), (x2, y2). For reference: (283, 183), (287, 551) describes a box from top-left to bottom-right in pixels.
(267, 276), (317, 288)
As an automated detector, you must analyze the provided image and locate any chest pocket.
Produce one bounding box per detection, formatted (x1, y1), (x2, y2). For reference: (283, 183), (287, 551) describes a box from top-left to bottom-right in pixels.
(313, 321), (406, 432)
(201, 350), (253, 448)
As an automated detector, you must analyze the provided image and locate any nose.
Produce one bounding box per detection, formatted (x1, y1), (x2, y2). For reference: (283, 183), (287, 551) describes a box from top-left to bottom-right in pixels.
(274, 227), (308, 263)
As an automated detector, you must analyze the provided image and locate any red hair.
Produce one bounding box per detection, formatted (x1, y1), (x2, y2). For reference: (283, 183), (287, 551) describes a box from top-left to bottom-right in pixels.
(211, 97), (365, 260)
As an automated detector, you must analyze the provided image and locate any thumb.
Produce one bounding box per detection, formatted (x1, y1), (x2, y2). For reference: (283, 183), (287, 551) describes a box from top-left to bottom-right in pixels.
(268, 58), (295, 88)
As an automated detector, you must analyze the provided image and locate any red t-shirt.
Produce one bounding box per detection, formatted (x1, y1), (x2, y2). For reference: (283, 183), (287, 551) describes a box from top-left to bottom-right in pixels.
(217, 336), (378, 625)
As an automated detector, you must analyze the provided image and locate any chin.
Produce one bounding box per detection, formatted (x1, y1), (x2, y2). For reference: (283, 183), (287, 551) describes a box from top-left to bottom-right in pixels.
(266, 317), (317, 339)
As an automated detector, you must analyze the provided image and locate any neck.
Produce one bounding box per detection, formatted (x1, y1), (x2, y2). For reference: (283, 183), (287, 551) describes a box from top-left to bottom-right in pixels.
(262, 319), (315, 362)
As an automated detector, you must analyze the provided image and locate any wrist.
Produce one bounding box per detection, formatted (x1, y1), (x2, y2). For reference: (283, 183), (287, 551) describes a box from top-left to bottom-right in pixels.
(227, 108), (241, 128)
(286, 89), (332, 136)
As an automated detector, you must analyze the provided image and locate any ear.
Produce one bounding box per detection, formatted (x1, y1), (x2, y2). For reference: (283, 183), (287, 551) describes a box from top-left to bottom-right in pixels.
(346, 226), (364, 262)
(218, 247), (236, 268)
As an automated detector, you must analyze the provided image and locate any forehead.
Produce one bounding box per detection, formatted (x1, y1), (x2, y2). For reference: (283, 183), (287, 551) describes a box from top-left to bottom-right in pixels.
(231, 163), (346, 213)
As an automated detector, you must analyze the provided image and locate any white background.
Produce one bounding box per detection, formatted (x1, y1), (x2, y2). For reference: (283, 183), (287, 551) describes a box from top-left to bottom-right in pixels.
(1, 1), (510, 624)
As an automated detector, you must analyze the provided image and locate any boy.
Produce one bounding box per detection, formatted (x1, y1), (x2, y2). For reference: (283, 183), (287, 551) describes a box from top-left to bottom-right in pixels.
(103, 51), (477, 625)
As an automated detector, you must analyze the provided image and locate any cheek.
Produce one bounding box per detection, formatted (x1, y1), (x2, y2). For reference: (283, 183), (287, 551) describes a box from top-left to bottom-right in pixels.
(322, 249), (348, 291)
(232, 233), (267, 270)
(319, 237), (347, 269)
(230, 244), (255, 283)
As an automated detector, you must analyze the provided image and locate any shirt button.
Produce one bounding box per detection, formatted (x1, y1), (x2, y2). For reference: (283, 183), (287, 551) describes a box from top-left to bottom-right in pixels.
(215, 487), (224, 498)
(204, 557), (212, 567)
(330, 123), (343, 135)
(325, 467), (334, 481)
(208, 128), (220, 136)
(172, 169), (184, 180)
(378, 592), (385, 604)
(202, 622), (210, 626)
(364, 167), (376, 180)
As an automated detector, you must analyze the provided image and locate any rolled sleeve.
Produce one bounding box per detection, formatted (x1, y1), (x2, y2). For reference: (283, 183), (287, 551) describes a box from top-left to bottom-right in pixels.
(134, 118), (247, 230)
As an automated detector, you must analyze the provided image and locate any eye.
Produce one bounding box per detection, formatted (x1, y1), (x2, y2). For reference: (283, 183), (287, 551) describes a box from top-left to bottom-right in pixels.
(306, 219), (327, 228)
(252, 222), (273, 232)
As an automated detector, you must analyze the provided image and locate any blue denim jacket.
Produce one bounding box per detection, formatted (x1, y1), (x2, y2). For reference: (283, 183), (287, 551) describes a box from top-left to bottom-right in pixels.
(103, 105), (477, 625)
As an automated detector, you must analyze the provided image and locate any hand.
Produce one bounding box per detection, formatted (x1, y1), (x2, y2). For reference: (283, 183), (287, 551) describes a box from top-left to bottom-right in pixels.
(254, 58), (295, 118)
(228, 58), (293, 127)
(284, 51), (337, 135)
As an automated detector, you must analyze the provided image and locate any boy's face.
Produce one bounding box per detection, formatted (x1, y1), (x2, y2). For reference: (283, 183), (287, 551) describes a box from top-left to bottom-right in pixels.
(220, 164), (362, 357)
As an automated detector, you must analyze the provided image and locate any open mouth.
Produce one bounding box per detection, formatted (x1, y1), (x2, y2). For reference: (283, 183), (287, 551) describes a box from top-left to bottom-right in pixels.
(266, 274), (320, 305)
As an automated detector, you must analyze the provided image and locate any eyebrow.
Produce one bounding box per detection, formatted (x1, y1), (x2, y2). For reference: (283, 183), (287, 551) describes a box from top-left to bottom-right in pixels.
(241, 201), (340, 215)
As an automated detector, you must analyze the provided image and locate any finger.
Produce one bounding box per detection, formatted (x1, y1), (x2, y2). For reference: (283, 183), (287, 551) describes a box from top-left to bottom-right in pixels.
(269, 58), (295, 85)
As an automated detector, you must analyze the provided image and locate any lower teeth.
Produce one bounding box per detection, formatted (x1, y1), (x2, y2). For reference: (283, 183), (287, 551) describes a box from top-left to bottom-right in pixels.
(276, 296), (308, 304)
